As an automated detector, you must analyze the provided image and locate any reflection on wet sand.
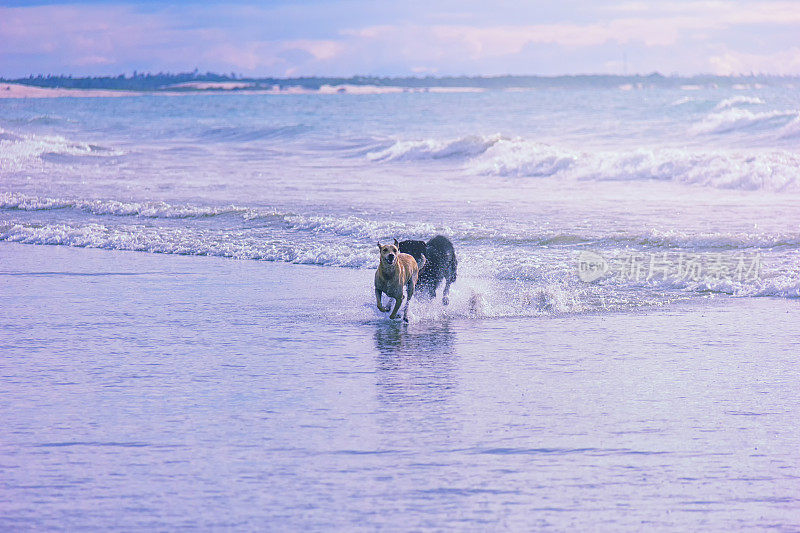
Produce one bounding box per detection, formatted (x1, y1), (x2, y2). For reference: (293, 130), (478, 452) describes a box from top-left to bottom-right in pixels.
(372, 321), (460, 440)
(372, 320), (455, 359)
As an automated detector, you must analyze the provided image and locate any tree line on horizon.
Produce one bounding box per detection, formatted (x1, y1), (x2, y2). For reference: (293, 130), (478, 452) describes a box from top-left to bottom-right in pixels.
(1, 70), (795, 91)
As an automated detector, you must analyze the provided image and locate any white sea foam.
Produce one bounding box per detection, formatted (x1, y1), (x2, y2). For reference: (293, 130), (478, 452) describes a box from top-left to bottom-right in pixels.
(618, 270), (800, 299)
(0, 221), (378, 268)
(745, 279), (800, 298)
(283, 213), (439, 241)
(691, 108), (799, 135)
(398, 279), (595, 321)
(633, 228), (800, 249)
(714, 96), (765, 110)
(0, 192), (244, 218)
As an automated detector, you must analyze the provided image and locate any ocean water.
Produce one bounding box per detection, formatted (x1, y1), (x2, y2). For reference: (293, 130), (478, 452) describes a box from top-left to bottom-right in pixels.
(2, 87), (799, 312)
(2, 85), (800, 529)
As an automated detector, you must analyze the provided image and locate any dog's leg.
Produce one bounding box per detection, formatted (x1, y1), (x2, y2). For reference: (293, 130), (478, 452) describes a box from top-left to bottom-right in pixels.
(403, 280), (415, 322)
(389, 295), (404, 319)
(427, 279), (437, 299)
(442, 278), (451, 306)
(376, 289), (389, 312)
(442, 260), (456, 306)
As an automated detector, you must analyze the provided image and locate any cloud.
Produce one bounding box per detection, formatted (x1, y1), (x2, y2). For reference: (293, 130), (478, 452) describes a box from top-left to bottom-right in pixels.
(0, 5), (219, 74)
(353, 21), (683, 59)
(709, 47), (800, 75)
(604, 0), (800, 23)
(200, 39), (345, 73)
(0, 1), (799, 76)
(283, 40), (345, 61)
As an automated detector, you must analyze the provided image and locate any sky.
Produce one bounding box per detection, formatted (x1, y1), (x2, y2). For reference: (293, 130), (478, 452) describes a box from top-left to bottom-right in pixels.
(1, 0), (799, 78)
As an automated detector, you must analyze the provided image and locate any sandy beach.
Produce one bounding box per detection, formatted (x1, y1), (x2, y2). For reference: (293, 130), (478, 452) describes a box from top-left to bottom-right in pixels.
(1, 241), (798, 530)
(0, 83), (142, 99)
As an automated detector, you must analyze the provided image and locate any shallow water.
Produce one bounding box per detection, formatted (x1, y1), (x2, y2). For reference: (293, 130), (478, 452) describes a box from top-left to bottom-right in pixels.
(1, 243), (799, 530)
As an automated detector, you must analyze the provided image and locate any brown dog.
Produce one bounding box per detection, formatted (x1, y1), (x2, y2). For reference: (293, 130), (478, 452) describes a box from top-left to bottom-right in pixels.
(375, 239), (425, 321)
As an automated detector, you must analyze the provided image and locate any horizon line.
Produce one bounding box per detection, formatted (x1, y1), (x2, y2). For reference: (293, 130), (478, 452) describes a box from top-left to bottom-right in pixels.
(5, 71), (800, 81)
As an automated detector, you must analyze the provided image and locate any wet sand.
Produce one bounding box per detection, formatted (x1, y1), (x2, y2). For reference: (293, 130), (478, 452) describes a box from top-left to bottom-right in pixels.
(1, 242), (799, 530)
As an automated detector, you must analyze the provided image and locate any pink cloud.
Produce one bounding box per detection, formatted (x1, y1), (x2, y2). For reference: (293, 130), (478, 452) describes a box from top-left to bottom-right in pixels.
(1, 2), (799, 76)
(709, 47), (800, 75)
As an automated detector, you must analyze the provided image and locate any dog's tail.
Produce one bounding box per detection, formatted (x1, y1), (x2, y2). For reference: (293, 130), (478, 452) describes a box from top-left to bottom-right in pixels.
(418, 253), (427, 272)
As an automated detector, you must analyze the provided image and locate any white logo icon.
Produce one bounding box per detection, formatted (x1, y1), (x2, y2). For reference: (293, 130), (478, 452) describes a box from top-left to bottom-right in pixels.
(577, 251), (609, 282)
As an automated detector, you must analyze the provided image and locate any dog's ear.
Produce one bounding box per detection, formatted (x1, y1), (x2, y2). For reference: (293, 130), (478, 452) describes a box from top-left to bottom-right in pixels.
(393, 238), (399, 247)
(377, 242), (382, 249)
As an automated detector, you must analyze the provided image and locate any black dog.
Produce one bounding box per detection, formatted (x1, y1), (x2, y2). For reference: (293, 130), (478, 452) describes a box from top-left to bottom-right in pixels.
(398, 235), (457, 305)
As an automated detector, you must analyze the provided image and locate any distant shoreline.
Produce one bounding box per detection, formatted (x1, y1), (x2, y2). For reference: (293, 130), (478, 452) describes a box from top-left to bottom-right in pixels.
(1, 80), (794, 99)
(0, 83), (144, 99)
(1, 72), (799, 98)
(0, 82), (493, 99)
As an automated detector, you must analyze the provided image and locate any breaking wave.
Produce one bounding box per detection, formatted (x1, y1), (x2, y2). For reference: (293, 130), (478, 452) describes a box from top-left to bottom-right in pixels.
(364, 134), (800, 191)
(366, 134), (504, 161)
(0, 220), (377, 268)
(471, 139), (800, 191)
(0, 192), (246, 219)
(0, 128), (122, 171)
(3, 219), (797, 307)
(591, 260), (800, 300)
(3, 192), (798, 309)
(779, 116), (800, 138)
(714, 96), (765, 110)
(691, 108), (799, 135)
(4, 192), (800, 250)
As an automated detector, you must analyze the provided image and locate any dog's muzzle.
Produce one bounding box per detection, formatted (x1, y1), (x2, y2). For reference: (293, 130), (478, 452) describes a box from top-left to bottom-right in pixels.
(384, 254), (395, 264)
